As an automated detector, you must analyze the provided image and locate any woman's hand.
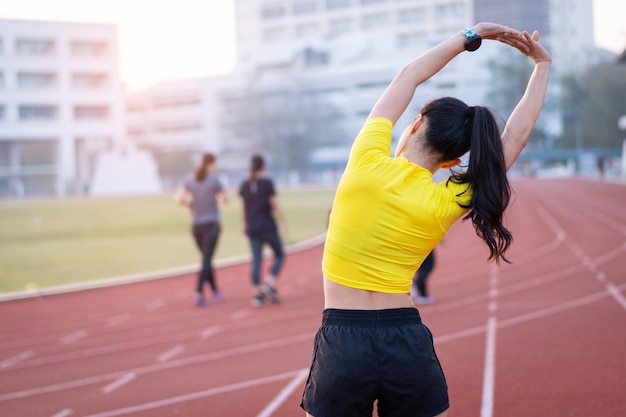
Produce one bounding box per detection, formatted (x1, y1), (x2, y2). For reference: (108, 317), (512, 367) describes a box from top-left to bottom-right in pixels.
(523, 30), (552, 64)
(473, 22), (529, 55)
(473, 22), (521, 41)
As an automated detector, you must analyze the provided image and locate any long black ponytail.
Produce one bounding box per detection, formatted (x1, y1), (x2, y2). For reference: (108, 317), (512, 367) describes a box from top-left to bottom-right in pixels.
(459, 106), (512, 263)
(421, 97), (512, 263)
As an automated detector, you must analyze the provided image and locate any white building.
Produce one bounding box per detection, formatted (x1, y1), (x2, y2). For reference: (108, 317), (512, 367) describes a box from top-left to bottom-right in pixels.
(125, 75), (241, 189)
(0, 19), (125, 197)
(128, 0), (598, 185)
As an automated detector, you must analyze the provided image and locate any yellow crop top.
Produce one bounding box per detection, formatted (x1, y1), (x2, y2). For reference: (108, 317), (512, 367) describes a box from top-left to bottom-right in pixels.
(322, 117), (472, 293)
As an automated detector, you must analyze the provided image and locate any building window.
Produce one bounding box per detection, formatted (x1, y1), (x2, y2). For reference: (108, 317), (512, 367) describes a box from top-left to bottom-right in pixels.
(15, 39), (56, 56)
(327, 0), (351, 9)
(0, 106), (5, 121)
(362, 13), (388, 29)
(296, 23), (318, 38)
(17, 72), (57, 89)
(398, 8), (425, 24)
(19, 105), (57, 121)
(71, 41), (108, 57)
(261, 2), (285, 19)
(361, 0), (385, 5)
(74, 105), (109, 120)
(294, 0), (317, 14)
(154, 122), (202, 133)
(302, 47), (329, 67)
(435, 2), (465, 19)
(151, 94), (201, 108)
(72, 73), (109, 89)
(263, 27), (287, 42)
(329, 19), (352, 37)
(397, 31), (425, 48)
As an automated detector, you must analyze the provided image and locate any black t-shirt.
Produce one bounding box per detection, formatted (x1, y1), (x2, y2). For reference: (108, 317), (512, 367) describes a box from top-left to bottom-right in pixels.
(239, 178), (277, 237)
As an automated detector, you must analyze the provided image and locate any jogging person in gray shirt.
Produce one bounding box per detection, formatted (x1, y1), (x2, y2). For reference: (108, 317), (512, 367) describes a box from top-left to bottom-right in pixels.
(176, 153), (229, 306)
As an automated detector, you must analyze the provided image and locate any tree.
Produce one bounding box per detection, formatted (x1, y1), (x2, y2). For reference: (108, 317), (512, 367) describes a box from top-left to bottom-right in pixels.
(558, 60), (626, 149)
(220, 84), (346, 182)
(484, 47), (555, 149)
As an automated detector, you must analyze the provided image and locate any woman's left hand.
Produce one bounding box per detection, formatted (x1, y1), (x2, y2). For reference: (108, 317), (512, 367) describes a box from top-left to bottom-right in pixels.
(473, 22), (530, 55)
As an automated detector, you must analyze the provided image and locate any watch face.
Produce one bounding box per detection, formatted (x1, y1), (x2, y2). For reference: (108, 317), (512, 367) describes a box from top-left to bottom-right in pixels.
(466, 36), (481, 51)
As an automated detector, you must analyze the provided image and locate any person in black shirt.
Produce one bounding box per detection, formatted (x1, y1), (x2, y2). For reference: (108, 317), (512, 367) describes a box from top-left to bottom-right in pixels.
(239, 154), (287, 307)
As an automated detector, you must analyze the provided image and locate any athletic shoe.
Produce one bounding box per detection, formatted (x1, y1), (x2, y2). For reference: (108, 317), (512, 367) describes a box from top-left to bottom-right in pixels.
(261, 284), (280, 304)
(193, 295), (209, 307)
(415, 296), (435, 305)
(251, 293), (266, 307)
(213, 292), (223, 303)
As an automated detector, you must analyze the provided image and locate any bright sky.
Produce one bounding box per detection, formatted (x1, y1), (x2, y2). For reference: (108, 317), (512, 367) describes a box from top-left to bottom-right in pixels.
(0, 0), (624, 91)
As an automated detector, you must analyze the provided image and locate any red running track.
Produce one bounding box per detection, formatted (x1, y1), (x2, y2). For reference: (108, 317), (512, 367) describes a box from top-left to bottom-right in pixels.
(1, 178), (625, 417)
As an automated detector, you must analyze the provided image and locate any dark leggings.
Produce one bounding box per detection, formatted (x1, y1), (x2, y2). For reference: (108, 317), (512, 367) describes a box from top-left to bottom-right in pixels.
(192, 222), (221, 294)
(414, 250), (435, 297)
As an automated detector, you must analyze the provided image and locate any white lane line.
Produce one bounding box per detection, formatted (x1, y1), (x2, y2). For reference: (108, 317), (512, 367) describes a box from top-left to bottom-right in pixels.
(5, 282), (620, 402)
(102, 373), (136, 394)
(84, 369), (308, 417)
(59, 330), (87, 346)
(496, 290), (612, 328)
(480, 317), (497, 417)
(106, 314), (131, 327)
(51, 408), (73, 417)
(231, 309), (251, 321)
(256, 369), (309, 417)
(199, 326), (220, 340)
(0, 350), (34, 369)
(145, 299), (166, 312)
(158, 345), (184, 362)
(607, 282), (626, 311)
(0, 333), (313, 401)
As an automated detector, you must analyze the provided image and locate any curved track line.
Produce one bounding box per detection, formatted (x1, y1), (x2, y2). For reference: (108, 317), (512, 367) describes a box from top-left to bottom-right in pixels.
(82, 369), (309, 417)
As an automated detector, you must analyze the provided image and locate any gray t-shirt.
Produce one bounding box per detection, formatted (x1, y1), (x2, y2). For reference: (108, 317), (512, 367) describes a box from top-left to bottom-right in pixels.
(184, 173), (223, 225)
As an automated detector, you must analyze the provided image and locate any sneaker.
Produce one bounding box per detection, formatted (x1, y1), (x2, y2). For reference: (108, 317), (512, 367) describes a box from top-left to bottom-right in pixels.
(193, 294), (209, 307)
(213, 292), (223, 303)
(415, 295), (435, 305)
(261, 284), (280, 304)
(251, 293), (266, 307)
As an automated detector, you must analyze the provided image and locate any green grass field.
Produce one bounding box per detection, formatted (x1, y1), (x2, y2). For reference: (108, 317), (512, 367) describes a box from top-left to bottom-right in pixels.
(0, 188), (335, 293)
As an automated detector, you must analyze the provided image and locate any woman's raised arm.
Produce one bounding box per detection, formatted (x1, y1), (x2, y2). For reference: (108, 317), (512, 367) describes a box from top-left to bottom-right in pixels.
(368, 23), (526, 125)
(501, 30), (552, 170)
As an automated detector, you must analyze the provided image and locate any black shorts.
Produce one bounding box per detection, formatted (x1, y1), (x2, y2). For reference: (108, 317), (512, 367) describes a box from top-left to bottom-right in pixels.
(301, 308), (449, 417)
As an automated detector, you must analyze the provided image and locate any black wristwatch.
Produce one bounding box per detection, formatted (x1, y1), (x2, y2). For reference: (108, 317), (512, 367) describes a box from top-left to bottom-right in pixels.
(461, 28), (482, 52)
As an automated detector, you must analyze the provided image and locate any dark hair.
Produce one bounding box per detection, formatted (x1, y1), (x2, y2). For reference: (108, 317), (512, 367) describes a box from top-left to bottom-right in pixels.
(420, 97), (512, 263)
(194, 153), (216, 181)
(249, 154), (265, 180)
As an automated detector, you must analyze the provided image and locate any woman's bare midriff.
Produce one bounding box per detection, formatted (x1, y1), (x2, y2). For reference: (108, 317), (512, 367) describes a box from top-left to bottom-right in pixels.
(323, 276), (415, 310)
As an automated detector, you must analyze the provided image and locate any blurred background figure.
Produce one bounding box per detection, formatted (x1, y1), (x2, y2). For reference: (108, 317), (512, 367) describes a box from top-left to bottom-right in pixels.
(411, 249), (437, 305)
(175, 153), (229, 307)
(239, 154), (287, 307)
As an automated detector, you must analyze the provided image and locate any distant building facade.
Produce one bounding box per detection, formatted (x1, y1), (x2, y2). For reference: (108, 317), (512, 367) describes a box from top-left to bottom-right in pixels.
(127, 0), (600, 186)
(0, 19), (125, 197)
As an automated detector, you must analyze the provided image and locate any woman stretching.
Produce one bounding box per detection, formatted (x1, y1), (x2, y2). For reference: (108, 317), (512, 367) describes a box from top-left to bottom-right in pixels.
(301, 23), (551, 417)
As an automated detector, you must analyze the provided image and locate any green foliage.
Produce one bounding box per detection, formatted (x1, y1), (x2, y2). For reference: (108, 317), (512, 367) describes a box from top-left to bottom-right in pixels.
(558, 61), (626, 149)
(0, 188), (335, 293)
(221, 87), (347, 180)
(485, 48), (554, 148)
